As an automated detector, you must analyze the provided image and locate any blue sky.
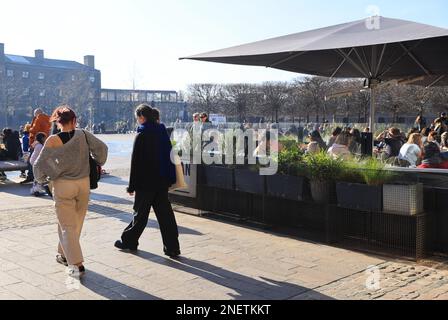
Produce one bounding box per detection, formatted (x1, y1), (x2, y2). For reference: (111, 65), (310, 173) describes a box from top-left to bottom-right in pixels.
(1, 0), (447, 91)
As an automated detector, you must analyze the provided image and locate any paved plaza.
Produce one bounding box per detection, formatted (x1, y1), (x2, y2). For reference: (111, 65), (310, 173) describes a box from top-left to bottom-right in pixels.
(1, 162), (448, 300)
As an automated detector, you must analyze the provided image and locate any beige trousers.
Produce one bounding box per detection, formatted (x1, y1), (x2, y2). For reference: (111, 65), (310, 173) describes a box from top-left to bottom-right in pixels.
(53, 177), (90, 266)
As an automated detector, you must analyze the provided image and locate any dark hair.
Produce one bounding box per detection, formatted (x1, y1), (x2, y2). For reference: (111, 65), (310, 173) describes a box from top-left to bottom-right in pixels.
(151, 108), (160, 122)
(423, 142), (441, 160)
(2, 128), (12, 137)
(36, 132), (47, 145)
(50, 106), (77, 125)
(350, 128), (362, 143)
(332, 127), (343, 137)
(135, 104), (158, 124)
(421, 127), (431, 136)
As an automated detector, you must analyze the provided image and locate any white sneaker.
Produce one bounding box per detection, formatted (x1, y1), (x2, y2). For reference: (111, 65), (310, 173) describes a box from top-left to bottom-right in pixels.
(66, 265), (86, 278)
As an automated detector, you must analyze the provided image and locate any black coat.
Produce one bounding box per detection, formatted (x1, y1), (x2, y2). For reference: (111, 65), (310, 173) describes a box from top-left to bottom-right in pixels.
(4, 131), (23, 161)
(127, 124), (175, 193)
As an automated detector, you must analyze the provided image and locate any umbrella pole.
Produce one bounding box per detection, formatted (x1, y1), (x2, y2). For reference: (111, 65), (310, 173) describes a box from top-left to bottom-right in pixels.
(370, 85), (376, 137)
(369, 84), (377, 156)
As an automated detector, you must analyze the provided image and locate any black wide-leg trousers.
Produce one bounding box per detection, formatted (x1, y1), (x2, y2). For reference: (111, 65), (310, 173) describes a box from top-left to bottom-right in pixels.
(121, 189), (180, 251)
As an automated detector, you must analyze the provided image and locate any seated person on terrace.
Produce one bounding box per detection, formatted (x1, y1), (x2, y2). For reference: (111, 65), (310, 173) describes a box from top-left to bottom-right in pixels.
(398, 133), (423, 168)
(305, 130), (327, 155)
(375, 127), (404, 160)
(440, 132), (448, 160)
(418, 142), (448, 170)
(435, 117), (448, 134)
(427, 131), (441, 147)
(421, 127), (431, 144)
(348, 129), (362, 156)
(327, 127), (342, 149)
(328, 132), (352, 160)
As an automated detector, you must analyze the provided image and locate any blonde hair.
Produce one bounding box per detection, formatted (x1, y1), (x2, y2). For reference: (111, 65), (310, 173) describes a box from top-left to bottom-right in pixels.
(408, 133), (422, 146)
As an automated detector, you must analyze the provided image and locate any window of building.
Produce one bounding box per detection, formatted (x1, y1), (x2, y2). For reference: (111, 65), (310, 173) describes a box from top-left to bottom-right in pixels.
(139, 93), (147, 101)
(7, 88), (14, 95)
(153, 93), (162, 102)
(161, 93), (170, 102)
(117, 92), (131, 102)
(39, 90), (46, 97)
(72, 75), (76, 81)
(22, 71), (29, 79)
(131, 92), (139, 102)
(101, 91), (115, 101)
(107, 91), (116, 102)
(169, 93), (177, 102)
(89, 76), (95, 83)
(38, 73), (45, 80)
(23, 88), (29, 96)
(147, 93), (154, 102)
(7, 107), (15, 116)
(7, 70), (14, 77)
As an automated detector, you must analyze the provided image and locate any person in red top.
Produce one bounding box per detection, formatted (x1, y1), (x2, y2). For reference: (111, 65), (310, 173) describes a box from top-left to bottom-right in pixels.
(418, 142), (448, 169)
(29, 108), (51, 146)
(20, 108), (52, 184)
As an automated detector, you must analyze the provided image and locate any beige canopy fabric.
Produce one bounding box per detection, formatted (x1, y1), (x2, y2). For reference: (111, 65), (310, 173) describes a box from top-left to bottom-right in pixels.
(182, 17), (448, 86)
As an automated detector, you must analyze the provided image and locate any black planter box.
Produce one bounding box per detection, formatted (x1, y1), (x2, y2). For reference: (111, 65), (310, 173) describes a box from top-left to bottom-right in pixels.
(310, 180), (337, 204)
(336, 182), (383, 212)
(266, 175), (308, 201)
(234, 168), (266, 194)
(203, 166), (234, 190)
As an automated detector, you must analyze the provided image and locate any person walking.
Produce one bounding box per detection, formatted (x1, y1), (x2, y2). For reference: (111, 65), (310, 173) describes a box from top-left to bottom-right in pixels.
(114, 104), (181, 258)
(34, 106), (108, 277)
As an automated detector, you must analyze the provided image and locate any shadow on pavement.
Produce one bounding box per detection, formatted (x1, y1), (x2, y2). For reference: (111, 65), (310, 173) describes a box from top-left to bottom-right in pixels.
(99, 175), (129, 187)
(88, 203), (203, 236)
(130, 250), (334, 300)
(90, 192), (134, 205)
(80, 270), (161, 300)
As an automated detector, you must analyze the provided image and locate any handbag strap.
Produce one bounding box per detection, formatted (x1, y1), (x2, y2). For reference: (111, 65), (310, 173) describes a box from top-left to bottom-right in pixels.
(82, 130), (92, 153)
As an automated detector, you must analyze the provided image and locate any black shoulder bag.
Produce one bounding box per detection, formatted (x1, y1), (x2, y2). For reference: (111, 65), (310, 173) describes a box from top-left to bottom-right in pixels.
(82, 130), (101, 190)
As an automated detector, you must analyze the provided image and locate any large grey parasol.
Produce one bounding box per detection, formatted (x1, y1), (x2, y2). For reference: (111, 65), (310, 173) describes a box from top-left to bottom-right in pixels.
(182, 17), (448, 132)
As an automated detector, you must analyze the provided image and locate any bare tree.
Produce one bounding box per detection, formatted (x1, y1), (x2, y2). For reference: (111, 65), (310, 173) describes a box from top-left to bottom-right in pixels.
(57, 71), (98, 129)
(260, 82), (289, 123)
(221, 84), (257, 122)
(186, 83), (223, 115)
(298, 77), (334, 123)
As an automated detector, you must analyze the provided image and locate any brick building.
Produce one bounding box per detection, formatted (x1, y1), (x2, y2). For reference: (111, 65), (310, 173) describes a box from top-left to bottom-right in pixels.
(0, 43), (188, 132)
(0, 43), (101, 129)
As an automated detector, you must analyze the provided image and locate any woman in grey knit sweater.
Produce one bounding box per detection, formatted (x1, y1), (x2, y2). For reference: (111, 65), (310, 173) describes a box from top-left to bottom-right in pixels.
(34, 106), (108, 277)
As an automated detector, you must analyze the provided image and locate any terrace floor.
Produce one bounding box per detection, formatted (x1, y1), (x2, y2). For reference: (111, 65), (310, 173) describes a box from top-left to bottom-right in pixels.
(1, 170), (448, 300)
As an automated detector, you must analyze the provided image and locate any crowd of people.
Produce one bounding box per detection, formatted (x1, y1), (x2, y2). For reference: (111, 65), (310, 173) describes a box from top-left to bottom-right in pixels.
(373, 112), (448, 169)
(0, 108), (54, 190)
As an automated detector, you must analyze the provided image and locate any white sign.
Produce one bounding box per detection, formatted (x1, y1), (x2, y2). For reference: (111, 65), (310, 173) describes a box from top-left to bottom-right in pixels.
(170, 162), (197, 198)
(209, 114), (227, 125)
